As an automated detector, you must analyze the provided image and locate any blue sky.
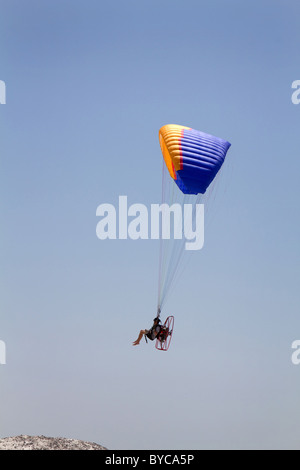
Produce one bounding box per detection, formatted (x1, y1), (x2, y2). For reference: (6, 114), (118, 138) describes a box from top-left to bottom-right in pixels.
(1, 0), (300, 449)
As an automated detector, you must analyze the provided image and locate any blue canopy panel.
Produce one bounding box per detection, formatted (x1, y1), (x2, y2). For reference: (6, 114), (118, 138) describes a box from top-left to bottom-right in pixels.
(175, 128), (231, 195)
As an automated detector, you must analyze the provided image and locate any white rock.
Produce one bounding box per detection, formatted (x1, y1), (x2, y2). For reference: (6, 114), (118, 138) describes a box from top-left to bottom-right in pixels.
(0, 435), (107, 450)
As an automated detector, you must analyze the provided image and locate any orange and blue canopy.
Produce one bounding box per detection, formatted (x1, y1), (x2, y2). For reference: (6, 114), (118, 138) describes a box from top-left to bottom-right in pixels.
(159, 124), (231, 195)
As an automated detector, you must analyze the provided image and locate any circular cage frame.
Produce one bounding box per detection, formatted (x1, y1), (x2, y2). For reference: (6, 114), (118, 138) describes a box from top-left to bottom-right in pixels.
(155, 316), (174, 351)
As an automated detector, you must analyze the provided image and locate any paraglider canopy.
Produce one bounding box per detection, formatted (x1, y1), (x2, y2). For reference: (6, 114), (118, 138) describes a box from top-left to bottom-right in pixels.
(157, 124), (231, 312)
(159, 124), (231, 195)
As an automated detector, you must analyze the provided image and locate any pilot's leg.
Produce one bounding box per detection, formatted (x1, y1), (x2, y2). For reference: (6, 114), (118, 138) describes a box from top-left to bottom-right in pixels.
(133, 330), (146, 346)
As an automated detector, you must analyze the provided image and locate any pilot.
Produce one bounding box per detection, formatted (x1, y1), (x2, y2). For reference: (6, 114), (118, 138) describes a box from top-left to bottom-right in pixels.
(132, 317), (161, 346)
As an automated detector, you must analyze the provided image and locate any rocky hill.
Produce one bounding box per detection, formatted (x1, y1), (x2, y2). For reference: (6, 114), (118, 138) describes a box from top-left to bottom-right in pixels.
(0, 435), (107, 450)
